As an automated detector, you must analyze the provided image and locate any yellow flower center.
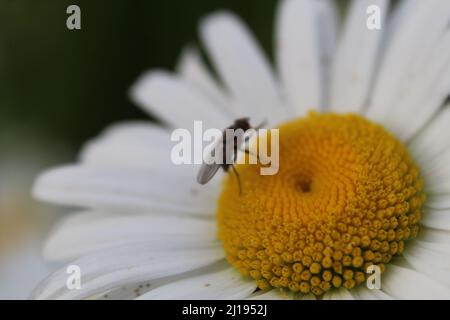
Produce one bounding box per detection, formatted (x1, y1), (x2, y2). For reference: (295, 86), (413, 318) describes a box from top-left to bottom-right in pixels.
(217, 112), (425, 297)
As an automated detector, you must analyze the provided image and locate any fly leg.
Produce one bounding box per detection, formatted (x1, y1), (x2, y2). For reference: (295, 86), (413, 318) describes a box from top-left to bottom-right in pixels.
(230, 164), (242, 196)
(240, 142), (263, 166)
(254, 119), (267, 130)
(240, 119), (266, 162)
(241, 147), (259, 160)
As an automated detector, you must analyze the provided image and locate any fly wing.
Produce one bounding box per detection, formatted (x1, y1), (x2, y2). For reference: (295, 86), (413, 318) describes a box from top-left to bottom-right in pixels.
(196, 162), (221, 184)
(197, 135), (223, 184)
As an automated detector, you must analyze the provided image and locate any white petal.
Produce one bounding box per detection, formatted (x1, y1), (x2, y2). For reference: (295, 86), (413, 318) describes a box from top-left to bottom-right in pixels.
(323, 287), (355, 300)
(329, 0), (389, 113)
(384, 31), (450, 140)
(137, 267), (256, 300)
(130, 70), (232, 129)
(352, 287), (394, 300)
(43, 211), (218, 261)
(410, 240), (450, 258)
(200, 11), (288, 126)
(367, 1), (449, 116)
(425, 194), (450, 210)
(94, 267), (225, 299)
(32, 245), (224, 300)
(276, 0), (336, 114)
(176, 46), (231, 114)
(382, 264), (450, 299)
(80, 122), (176, 171)
(421, 208), (450, 231)
(91, 121), (170, 146)
(383, 0), (416, 42)
(33, 165), (218, 216)
(367, 1), (450, 140)
(409, 104), (450, 164)
(403, 240), (450, 286)
(79, 121), (223, 199)
(418, 227), (450, 244)
(314, 0), (339, 78)
(90, 281), (153, 300)
(247, 289), (294, 300)
(422, 149), (450, 194)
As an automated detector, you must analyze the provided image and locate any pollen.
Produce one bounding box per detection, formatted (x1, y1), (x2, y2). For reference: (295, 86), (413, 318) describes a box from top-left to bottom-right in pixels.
(217, 112), (425, 297)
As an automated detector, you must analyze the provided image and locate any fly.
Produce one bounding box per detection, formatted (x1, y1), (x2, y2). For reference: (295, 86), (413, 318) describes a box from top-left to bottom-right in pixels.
(196, 118), (263, 194)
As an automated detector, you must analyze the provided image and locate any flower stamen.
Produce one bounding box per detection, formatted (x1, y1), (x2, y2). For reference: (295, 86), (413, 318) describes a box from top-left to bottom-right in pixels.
(217, 112), (425, 296)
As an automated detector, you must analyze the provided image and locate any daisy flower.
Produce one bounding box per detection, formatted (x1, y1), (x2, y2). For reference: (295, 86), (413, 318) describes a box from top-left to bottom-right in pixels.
(32, 0), (450, 300)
